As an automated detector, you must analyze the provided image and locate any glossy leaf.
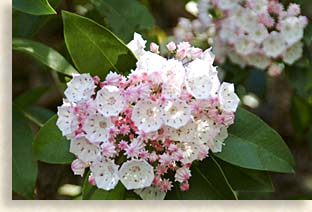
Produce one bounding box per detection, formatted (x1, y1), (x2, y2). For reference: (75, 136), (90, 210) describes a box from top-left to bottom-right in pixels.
(12, 106), (37, 199)
(33, 115), (75, 164)
(24, 106), (55, 127)
(13, 38), (78, 76)
(90, 0), (155, 42)
(214, 157), (274, 193)
(62, 11), (137, 78)
(13, 0), (56, 15)
(215, 107), (295, 173)
(166, 158), (237, 200)
(82, 173), (126, 200)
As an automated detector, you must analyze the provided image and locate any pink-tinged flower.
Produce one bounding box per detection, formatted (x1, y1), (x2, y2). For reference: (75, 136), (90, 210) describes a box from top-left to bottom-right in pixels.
(83, 114), (112, 143)
(139, 150), (149, 160)
(101, 142), (116, 157)
(96, 85), (125, 117)
(88, 174), (96, 186)
(56, 101), (78, 138)
(64, 73), (95, 103)
(159, 153), (172, 166)
(218, 82), (240, 112)
(180, 181), (190, 191)
(119, 159), (154, 190)
(156, 165), (168, 176)
(175, 167), (191, 183)
(71, 159), (87, 176)
(109, 126), (119, 138)
(125, 139), (144, 159)
(149, 151), (159, 163)
(168, 144), (178, 152)
(159, 178), (172, 192)
(70, 138), (100, 162)
(118, 140), (128, 150)
(90, 158), (119, 190)
(268, 62), (285, 77)
(166, 41), (176, 51)
(150, 42), (159, 53)
(119, 124), (130, 135)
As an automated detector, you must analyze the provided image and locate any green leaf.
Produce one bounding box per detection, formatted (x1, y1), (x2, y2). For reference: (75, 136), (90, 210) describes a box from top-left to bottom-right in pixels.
(13, 0), (56, 15)
(214, 158), (274, 193)
(24, 106), (55, 127)
(166, 157), (237, 200)
(90, 0), (155, 42)
(215, 107), (295, 173)
(82, 173), (126, 200)
(13, 38), (78, 76)
(14, 86), (49, 109)
(13, 0), (62, 38)
(33, 115), (75, 164)
(62, 11), (137, 78)
(12, 106), (38, 199)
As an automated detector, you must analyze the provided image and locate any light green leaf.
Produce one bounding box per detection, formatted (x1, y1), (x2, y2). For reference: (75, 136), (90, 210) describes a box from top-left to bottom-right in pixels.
(90, 0), (155, 42)
(33, 115), (75, 164)
(82, 172), (126, 200)
(13, 38), (78, 76)
(215, 107), (295, 173)
(13, 0), (56, 15)
(165, 157), (237, 200)
(62, 11), (137, 78)
(12, 106), (37, 199)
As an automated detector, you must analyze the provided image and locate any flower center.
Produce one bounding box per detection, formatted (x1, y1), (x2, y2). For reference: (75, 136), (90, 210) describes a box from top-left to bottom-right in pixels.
(99, 121), (107, 128)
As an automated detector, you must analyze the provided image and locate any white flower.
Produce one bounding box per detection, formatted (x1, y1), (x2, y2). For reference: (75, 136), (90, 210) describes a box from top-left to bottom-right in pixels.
(69, 137), (100, 162)
(134, 186), (167, 200)
(71, 159), (87, 176)
(282, 42), (303, 65)
(56, 102), (78, 137)
(185, 59), (220, 99)
(218, 82), (240, 112)
(210, 127), (228, 153)
(131, 100), (163, 133)
(175, 167), (191, 183)
(179, 142), (201, 164)
(64, 73), (95, 103)
(83, 114), (112, 143)
(234, 36), (256, 56)
(167, 120), (197, 143)
(119, 159), (154, 190)
(195, 116), (220, 144)
(127, 32), (147, 58)
(162, 59), (185, 86)
(96, 85), (125, 117)
(246, 53), (271, 69)
(90, 158), (119, 190)
(263, 32), (287, 57)
(280, 17), (304, 46)
(216, 0), (241, 10)
(162, 100), (191, 129)
(101, 141), (116, 157)
(248, 23), (269, 44)
(136, 52), (166, 74)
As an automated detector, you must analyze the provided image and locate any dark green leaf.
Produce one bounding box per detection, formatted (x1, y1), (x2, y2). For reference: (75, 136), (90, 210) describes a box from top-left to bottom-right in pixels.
(215, 107), (295, 173)
(291, 94), (312, 135)
(13, 0), (56, 15)
(166, 157), (237, 200)
(13, 0), (62, 37)
(214, 157), (273, 193)
(24, 106), (55, 127)
(90, 0), (155, 42)
(33, 115), (75, 164)
(13, 38), (78, 76)
(244, 68), (266, 99)
(62, 11), (137, 78)
(12, 106), (37, 199)
(82, 172), (126, 200)
(14, 86), (49, 109)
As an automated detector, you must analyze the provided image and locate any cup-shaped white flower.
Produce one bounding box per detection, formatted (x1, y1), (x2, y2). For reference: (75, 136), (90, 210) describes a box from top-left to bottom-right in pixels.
(282, 41), (303, 65)
(210, 127), (228, 153)
(70, 137), (100, 162)
(83, 114), (112, 143)
(96, 85), (125, 117)
(134, 186), (167, 200)
(162, 100), (191, 129)
(185, 59), (220, 99)
(280, 17), (304, 46)
(90, 158), (119, 190)
(127, 32), (147, 59)
(218, 82), (240, 112)
(179, 142), (201, 164)
(56, 102), (78, 137)
(263, 32), (287, 57)
(131, 100), (163, 133)
(64, 73), (95, 103)
(119, 159), (154, 190)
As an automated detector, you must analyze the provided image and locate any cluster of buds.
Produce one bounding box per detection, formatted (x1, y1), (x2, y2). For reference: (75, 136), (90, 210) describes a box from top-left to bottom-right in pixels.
(56, 33), (239, 200)
(174, 0), (308, 76)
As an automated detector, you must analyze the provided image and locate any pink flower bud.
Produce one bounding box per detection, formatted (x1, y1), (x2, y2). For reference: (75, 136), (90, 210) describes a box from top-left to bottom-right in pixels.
(150, 42), (159, 53)
(166, 41), (176, 51)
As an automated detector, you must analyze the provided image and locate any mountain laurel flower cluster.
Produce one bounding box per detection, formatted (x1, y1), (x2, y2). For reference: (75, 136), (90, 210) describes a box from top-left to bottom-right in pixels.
(174, 0), (308, 76)
(56, 33), (240, 200)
